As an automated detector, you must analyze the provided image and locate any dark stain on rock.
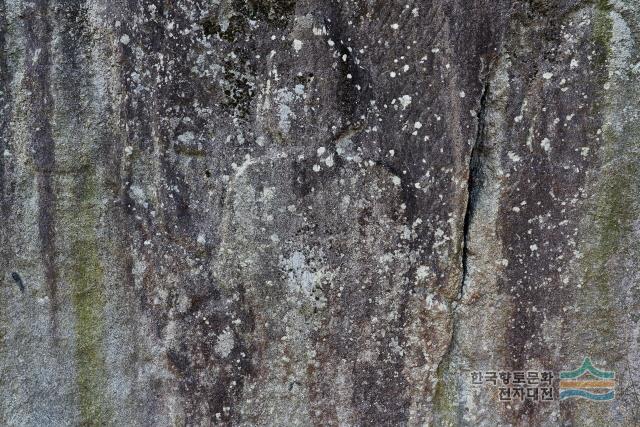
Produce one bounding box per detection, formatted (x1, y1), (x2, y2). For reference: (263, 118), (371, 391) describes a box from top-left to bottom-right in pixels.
(24, 0), (59, 332)
(200, 0), (298, 120)
(0, 0), (9, 203)
(166, 312), (253, 425)
(321, 2), (372, 125)
(10, 272), (24, 293)
(351, 360), (409, 425)
(291, 158), (314, 198)
(375, 159), (418, 224)
(492, 5), (609, 424)
(221, 65), (256, 119)
(202, 14), (246, 43)
(248, 0), (297, 26)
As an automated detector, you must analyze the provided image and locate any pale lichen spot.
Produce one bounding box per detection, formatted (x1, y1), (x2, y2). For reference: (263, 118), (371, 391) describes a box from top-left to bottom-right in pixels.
(214, 328), (235, 358)
(416, 265), (430, 281)
(507, 151), (521, 162)
(541, 137), (551, 152)
(324, 156), (334, 167)
(399, 94), (412, 108)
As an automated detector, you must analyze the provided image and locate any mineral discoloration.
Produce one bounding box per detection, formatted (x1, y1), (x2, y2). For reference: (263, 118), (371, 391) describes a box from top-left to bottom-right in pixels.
(23, 0), (59, 333)
(1, 0), (640, 425)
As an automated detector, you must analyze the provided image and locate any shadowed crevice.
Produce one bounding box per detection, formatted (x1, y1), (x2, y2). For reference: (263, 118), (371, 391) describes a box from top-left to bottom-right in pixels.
(432, 68), (493, 425)
(460, 78), (491, 303)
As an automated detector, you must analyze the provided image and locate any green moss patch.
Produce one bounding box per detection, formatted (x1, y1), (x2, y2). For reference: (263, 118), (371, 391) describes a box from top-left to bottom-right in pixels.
(67, 173), (111, 425)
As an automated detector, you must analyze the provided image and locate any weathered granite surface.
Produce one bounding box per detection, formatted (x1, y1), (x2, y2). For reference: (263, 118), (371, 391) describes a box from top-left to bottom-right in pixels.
(1, 0), (639, 425)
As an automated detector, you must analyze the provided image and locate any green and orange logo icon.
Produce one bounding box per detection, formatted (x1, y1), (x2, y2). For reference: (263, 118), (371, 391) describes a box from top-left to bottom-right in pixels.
(559, 358), (615, 401)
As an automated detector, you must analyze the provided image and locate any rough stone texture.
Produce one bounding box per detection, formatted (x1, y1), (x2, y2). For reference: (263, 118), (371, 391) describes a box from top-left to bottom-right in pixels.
(1, 0), (639, 425)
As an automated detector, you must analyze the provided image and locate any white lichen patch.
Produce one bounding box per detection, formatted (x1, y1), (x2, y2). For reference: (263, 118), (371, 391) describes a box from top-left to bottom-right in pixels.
(177, 131), (195, 143)
(324, 155), (334, 167)
(215, 328), (235, 358)
(540, 137), (551, 152)
(507, 151), (521, 162)
(275, 89), (296, 133)
(279, 251), (330, 312)
(129, 185), (147, 207)
(312, 26), (327, 36)
(416, 265), (431, 281)
(399, 94), (412, 109)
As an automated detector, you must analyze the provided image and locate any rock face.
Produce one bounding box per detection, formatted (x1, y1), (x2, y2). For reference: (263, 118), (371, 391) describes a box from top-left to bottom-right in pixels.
(1, 0), (639, 425)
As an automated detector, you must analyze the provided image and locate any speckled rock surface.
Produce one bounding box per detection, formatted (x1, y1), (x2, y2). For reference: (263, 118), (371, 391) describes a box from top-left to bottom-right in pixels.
(1, 0), (639, 425)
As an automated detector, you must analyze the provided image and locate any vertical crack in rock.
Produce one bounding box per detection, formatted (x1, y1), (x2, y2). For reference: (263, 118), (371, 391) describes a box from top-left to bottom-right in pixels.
(434, 73), (492, 422)
(459, 78), (491, 303)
